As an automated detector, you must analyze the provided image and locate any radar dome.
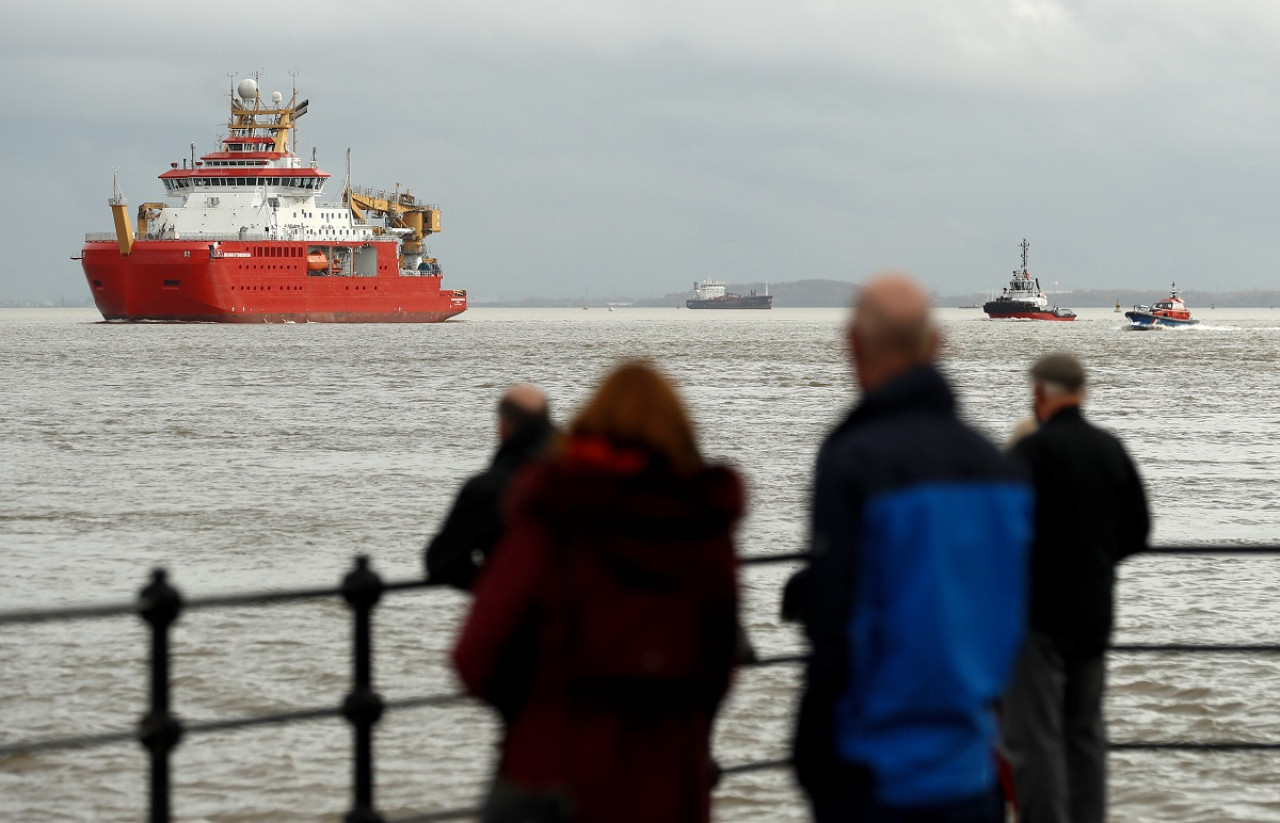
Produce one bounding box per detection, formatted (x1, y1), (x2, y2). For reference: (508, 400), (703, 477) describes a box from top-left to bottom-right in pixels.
(271, 91), (283, 105)
(237, 79), (259, 102)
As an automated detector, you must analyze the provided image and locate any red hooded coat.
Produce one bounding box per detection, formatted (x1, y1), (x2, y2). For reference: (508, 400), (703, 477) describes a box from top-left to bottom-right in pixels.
(453, 439), (743, 823)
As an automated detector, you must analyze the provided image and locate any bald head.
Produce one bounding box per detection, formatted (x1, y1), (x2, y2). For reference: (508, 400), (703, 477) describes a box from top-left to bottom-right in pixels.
(497, 383), (549, 442)
(848, 272), (940, 392)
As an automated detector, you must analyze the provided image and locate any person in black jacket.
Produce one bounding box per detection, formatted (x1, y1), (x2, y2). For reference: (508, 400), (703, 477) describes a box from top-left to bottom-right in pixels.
(1001, 353), (1150, 823)
(424, 384), (555, 589)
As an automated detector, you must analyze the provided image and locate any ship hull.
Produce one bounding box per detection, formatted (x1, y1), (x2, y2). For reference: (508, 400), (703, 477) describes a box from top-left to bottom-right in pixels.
(983, 300), (1075, 321)
(81, 239), (466, 323)
(1124, 311), (1198, 329)
(686, 296), (773, 309)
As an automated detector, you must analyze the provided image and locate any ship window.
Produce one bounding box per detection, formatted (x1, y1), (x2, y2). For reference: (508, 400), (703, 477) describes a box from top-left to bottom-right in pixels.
(163, 279), (179, 288)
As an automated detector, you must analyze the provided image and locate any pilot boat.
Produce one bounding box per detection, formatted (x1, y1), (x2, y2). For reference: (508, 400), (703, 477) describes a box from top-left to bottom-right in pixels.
(1124, 284), (1199, 329)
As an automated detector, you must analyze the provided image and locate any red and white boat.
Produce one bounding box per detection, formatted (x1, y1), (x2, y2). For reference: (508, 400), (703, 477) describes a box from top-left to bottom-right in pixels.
(79, 77), (466, 322)
(982, 239), (1075, 321)
(1124, 284), (1199, 329)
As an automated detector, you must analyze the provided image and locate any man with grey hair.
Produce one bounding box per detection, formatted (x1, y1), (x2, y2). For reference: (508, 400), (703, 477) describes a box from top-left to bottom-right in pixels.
(790, 273), (1032, 822)
(1002, 352), (1150, 823)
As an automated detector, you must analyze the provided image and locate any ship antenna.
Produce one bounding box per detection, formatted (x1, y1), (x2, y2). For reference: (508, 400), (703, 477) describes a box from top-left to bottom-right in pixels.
(110, 168), (125, 205)
(1020, 238), (1029, 274)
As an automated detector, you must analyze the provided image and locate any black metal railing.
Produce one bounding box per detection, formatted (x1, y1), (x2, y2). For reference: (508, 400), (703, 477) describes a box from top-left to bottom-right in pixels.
(1, 546), (1277, 822)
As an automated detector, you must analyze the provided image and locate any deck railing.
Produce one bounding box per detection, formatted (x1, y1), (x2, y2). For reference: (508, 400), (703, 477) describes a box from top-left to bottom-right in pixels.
(1, 546), (1277, 822)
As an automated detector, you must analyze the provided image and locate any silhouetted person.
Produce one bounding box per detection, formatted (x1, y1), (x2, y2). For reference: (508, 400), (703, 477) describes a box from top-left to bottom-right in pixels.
(790, 273), (1031, 822)
(424, 383), (554, 589)
(453, 361), (742, 823)
(1001, 353), (1149, 823)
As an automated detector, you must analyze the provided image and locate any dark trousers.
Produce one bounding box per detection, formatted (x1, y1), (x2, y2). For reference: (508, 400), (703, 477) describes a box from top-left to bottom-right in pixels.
(1000, 632), (1106, 823)
(811, 783), (1005, 823)
(481, 777), (574, 823)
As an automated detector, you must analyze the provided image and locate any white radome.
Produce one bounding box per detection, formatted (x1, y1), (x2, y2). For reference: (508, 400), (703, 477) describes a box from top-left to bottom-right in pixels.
(271, 91), (283, 105)
(237, 79), (259, 102)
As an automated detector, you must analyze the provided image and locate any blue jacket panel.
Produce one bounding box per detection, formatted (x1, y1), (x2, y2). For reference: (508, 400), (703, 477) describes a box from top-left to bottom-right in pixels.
(797, 364), (1031, 808)
(838, 482), (1030, 805)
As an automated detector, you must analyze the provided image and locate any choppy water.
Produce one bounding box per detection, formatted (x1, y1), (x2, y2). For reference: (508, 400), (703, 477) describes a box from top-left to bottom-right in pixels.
(2, 306), (1279, 821)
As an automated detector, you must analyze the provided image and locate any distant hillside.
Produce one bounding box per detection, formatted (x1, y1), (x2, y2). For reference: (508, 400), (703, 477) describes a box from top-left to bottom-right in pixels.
(473, 280), (1280, 309)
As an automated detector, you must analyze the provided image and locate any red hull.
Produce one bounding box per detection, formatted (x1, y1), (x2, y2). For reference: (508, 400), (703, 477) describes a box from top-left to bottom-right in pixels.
(987, 311), (1075, 322)
(81, 239), (466, 323)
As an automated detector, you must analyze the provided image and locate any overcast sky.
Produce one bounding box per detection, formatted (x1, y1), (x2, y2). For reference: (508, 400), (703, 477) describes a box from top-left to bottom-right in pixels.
(5, 1), (1279, 303)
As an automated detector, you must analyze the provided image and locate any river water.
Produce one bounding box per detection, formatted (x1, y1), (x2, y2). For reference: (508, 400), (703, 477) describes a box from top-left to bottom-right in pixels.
(2, 306), (1278, 821)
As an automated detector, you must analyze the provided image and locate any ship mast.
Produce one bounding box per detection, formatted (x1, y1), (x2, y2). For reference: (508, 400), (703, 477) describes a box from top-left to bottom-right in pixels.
(1020, 238), (1030, 275)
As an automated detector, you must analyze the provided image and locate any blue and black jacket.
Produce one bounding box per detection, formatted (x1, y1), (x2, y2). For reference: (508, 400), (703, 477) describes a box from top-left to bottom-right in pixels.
(792, 364), (1031, 809)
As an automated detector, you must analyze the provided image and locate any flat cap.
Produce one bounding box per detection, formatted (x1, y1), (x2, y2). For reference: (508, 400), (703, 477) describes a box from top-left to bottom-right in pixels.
(1030, 352), (1086, 392)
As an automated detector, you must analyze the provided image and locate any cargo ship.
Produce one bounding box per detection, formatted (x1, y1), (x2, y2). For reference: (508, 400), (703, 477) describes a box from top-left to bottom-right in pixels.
(686, 279), (772, 309)
(983, 240), (1075, 321)
(78, 76), (466, 323)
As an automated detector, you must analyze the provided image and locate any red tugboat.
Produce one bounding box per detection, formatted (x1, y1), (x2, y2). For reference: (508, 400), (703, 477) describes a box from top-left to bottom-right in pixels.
(79, 76), (466, 322)
(982, 239), (1075, 321)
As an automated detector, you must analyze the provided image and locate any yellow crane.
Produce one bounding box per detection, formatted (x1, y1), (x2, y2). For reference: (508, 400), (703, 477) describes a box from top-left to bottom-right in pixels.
(344, 187), (441, 261)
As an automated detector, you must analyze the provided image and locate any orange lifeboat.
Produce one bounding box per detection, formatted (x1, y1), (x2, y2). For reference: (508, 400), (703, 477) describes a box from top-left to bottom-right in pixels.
(1124, 283), (1199, 328)
(306, 253), (329, 271)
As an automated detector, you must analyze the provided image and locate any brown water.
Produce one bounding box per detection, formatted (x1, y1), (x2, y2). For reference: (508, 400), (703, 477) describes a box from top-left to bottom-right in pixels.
(2, 306), (1279, 821)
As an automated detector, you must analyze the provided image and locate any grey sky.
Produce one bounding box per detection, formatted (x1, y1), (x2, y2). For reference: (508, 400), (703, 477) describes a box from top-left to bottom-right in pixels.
(5, 1), (1278, 303)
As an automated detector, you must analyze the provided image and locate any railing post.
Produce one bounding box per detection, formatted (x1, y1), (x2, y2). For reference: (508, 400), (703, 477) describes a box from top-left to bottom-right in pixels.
(341, 555), (385, 823)
(137, 568), (184, 823)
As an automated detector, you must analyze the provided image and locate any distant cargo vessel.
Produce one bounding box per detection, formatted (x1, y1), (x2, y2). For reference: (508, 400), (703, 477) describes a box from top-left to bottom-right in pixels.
(983, 239), (1075, 321)
(686, 279), (772, 310)
(78, 76), (466, 323)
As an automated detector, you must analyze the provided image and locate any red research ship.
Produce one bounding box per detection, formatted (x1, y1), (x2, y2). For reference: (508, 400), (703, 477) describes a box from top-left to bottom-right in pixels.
(79, 77), (466, 322)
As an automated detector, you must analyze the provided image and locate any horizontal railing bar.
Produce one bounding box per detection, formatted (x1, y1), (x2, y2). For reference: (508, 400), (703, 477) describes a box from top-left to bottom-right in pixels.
(752, 653), (808, 666)
(0, 728), (137, 757)
(4, 545), (1278, 627)
(0, 600), (139, 624)
(719, 756), (793, 776)
(384, 579), (440, 593)
(741, 552), (812, 565)
(1110, 742), (1280, 751)
(187, 693), (478, 734)
(185, 585), (345, 609)
(1140, 545), (1280, 555)
(186, 705), (340, 735)
(384, 694), (471, 711)
(0, 555), (792, 627)
(1113, 644), (1280, 653)
(0, 692), (476, 757)
(388, 808), (483, 822)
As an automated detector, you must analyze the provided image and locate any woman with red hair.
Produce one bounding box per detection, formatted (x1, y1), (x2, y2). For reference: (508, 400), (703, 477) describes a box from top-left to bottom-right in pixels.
(453, 360), (744, 823)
